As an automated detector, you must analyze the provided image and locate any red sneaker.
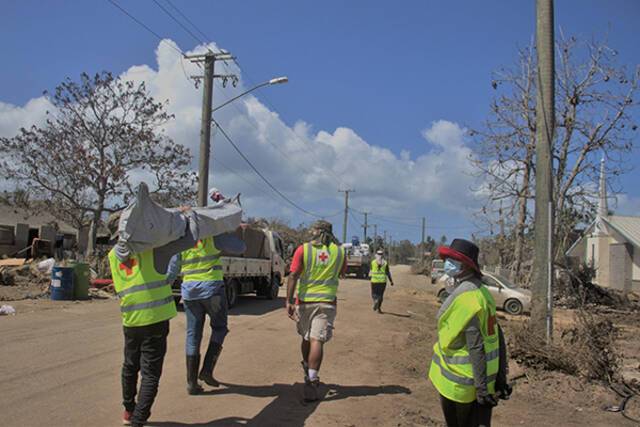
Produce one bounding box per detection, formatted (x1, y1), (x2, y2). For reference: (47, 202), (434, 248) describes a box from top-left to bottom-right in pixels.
(123, 410), (133, 425)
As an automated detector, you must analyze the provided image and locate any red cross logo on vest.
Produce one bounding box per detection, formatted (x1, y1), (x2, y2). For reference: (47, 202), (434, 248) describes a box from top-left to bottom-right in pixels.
(119, 258), (138, 276)
(317, 250), (329, 265)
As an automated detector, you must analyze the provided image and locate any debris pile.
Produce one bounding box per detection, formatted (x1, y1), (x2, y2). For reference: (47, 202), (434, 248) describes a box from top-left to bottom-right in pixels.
(510, 310), (620, 383)
(555, 264), (640, 310)
(0, 258), (51, 291)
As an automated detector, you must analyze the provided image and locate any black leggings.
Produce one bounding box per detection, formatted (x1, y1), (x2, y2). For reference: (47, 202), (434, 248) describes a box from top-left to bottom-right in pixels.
(440, 394), (493, 427)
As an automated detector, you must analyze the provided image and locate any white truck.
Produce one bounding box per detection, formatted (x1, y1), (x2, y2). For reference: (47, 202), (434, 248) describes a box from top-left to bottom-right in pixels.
(342, 242), (371, 279)
(172, 225), (287, 307)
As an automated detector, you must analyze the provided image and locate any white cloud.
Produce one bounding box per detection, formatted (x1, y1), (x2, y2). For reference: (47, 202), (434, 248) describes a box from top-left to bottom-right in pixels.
(614, 194), (640, 216)
(0, 40), (481, 232)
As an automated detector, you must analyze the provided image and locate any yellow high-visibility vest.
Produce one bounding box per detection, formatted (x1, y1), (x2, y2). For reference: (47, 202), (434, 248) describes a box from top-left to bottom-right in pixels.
(108, 249), (177, 327)
(370, 260), (388, 284)
(298, 242), (344, 303)
(428, 285), (500, 403)
(181, 237), (223, 283)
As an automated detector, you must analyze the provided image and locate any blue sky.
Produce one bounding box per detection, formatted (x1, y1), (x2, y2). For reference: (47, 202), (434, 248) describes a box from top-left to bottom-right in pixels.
(1, 1), (639, 243)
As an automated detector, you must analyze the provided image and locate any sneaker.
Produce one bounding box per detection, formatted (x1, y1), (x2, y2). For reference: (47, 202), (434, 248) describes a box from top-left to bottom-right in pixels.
(303, 379), (320, 402)
(122, 410), (133, 426)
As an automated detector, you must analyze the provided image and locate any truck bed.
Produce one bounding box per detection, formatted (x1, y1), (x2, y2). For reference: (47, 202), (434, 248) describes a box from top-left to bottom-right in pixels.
(221, 256), (271, 278)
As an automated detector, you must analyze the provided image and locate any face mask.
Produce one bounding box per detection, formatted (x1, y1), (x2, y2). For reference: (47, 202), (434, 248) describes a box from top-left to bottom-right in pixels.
(444, 259), (463, 277)
(375, 255), (382, 262)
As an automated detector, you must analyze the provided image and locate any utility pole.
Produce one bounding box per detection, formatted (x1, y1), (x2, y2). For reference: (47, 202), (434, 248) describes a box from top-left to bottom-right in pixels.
(421, 217), (426, 248)
(362, 212), (369, 241)
(339, 189), (354, 243)
(188, 51), (236, 207)
(532, 0), (555, 342)
(373, 224), (378, 240)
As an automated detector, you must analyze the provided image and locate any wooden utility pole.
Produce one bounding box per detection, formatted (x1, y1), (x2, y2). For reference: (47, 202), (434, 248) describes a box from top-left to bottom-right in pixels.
(339, 189), (354, 243)
(362, 212), (369, 241)
(188, 51), (236, 207)
(196, 53), (214, 207)
(532, 0), (555, 342)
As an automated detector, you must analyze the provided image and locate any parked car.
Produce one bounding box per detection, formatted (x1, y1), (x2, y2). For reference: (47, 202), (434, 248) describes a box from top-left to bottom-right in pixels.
(435, 271), (531, 315)
(431, 259), (445, 284)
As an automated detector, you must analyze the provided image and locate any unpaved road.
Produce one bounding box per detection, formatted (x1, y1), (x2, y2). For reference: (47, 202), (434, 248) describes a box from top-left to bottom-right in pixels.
(0, 266), (634, 426)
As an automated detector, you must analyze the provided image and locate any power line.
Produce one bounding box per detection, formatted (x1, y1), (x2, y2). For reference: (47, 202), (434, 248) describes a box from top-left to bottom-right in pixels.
(164, 0), (210, 42)
(148, 0), (348, 190)
(105, 0), (185, 58)
(214, 121), (331, 219)
(152, 0), (208, 48)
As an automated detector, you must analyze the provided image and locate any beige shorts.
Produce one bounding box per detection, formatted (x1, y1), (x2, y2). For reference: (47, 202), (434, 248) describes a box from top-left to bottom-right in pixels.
(296, 303), (337, 342)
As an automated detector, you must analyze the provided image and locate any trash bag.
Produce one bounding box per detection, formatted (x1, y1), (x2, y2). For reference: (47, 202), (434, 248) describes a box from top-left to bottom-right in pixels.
(116, 183), (242, 256)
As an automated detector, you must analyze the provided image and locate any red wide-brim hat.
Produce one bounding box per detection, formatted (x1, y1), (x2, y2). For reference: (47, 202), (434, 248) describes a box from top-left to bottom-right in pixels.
(438, 246), (481, 274)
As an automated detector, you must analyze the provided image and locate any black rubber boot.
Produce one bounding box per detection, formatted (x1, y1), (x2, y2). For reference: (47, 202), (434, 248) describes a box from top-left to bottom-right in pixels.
(199, 342), (222, 387)
(186, 355), (204, 395)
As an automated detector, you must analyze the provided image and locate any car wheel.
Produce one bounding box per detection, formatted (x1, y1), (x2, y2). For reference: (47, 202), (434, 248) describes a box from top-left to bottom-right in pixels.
(437, 289), (449, 304)
(504, 299), (523, 315)
(267, 276), (280, 300)
(226, 281), (238, 308)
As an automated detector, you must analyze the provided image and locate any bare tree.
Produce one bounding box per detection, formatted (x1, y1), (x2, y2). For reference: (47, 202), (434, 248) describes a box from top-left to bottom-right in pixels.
(471, 35), (639, 281)
(0, 72), (197, 255)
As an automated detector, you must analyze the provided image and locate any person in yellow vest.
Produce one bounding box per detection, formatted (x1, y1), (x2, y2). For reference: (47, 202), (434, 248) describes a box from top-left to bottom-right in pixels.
(286, 220), (346, 402)
(166, 233), (245, 395)
(428, 239), (511, 427)
(107, 208), (198, 427)
(370, 249), (394, 313)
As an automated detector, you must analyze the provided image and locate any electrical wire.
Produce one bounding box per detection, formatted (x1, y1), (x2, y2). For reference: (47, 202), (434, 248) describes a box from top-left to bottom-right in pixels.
(150, 0), (348, 189)
(152, 0), (209, 49)
(105, 0), (185, 58)
(213, 121), (333, 219)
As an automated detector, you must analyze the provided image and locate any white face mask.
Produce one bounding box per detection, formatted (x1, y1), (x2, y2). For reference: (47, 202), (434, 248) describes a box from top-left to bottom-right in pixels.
(375, 254), (383, 262)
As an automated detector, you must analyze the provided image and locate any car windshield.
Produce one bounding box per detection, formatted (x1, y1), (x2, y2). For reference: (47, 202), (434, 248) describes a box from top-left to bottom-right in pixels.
(491, 274), (518, 289)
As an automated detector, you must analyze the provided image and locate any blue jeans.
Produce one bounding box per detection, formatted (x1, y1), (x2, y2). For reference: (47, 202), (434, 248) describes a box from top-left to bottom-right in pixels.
(183, 286), (228, 356)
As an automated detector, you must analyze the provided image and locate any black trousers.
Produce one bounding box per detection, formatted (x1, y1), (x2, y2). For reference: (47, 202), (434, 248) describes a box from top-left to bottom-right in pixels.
(122, 320), (170, 425)
(440, 394), (493, 427)
(371, 283), (387, 309)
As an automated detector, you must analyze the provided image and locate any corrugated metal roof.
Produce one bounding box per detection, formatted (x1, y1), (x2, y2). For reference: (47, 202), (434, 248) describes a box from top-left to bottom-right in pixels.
(0, 205), (77, 234)
(604, 216), (640, 249)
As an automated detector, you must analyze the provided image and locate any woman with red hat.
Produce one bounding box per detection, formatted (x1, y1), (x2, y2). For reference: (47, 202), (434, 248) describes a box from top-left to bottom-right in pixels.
(428, 239), (511, 427)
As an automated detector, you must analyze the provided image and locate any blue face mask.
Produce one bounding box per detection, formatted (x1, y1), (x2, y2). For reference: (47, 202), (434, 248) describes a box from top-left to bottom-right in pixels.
(444, 259), (463, 277)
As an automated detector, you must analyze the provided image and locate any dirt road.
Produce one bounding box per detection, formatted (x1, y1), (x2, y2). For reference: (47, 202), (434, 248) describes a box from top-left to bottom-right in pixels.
(0, 266), (634, 426)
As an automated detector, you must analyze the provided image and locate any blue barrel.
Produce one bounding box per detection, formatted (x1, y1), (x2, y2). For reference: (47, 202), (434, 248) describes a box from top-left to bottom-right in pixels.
(51, 267), (74, 300)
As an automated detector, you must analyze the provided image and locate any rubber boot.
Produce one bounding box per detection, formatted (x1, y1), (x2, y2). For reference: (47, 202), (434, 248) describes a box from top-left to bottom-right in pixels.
(186, 355), (204, 395)
(303, 378), (320, 402)
(199, 342), (222, 387)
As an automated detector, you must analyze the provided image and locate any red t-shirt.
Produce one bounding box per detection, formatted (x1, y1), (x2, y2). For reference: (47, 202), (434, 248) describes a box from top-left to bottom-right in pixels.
(290, 244), (347, 275)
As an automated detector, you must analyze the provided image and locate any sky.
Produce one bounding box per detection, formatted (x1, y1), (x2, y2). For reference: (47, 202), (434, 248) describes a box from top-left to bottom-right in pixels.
(1, 0), (639, 243)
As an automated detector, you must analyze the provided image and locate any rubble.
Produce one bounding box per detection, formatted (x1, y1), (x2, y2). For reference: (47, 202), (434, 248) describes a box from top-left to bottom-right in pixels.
(509, 310), (620, 383)
(555, 265), (640, 311)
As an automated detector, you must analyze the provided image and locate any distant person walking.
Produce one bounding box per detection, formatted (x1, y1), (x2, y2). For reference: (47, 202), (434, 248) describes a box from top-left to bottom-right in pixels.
(286, 220), (346, 402)
(369, 249), (394, 313)
(428, 238), (511, 427)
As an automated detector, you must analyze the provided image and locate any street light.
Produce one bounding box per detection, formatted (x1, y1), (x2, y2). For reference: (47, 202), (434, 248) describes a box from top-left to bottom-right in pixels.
(212, 76), (288, 113)
(202, 76), (288, 203)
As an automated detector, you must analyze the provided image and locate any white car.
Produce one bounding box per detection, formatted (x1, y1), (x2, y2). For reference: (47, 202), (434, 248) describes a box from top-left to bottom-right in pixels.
(435, 271), (532, 315)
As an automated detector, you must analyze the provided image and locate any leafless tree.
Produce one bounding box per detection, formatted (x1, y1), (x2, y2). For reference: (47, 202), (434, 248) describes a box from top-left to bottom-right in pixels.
(471, 35), (639, 281)
(0, 72), (197, 255)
